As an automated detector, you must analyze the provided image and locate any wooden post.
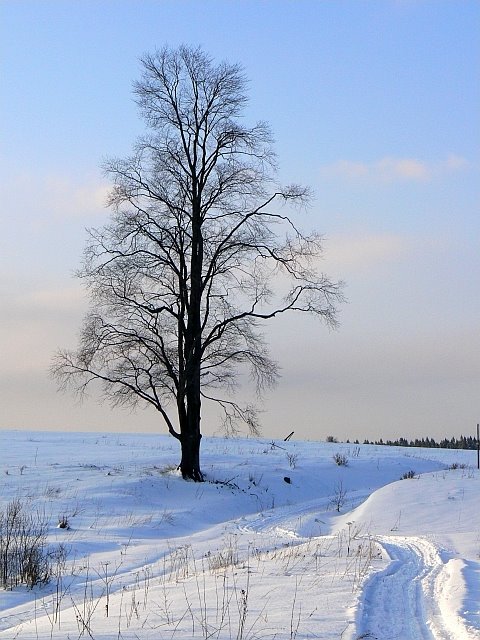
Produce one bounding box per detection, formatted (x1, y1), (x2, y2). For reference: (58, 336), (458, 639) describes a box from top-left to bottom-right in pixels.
(476, 423), (480, 470)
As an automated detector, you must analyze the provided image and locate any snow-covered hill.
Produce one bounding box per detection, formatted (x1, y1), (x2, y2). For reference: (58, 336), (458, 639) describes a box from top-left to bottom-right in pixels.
(0, 430), (478, 639)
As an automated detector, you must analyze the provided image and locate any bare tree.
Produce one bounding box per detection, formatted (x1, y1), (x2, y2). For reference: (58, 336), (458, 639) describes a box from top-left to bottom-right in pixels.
(52, 46), (343, 480)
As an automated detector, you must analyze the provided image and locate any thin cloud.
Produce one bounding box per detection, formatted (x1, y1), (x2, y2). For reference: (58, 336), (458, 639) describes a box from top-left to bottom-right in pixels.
(2, 283), (87, 375)
(322, 233), (412, 273)
(23, 284), (87, 312)
(443, 154), (469, 171)
(44, 176), (111, 220)
(379, 157), (430, 181)
(0, 171), (110, 222)
(320, 154), (469, 183)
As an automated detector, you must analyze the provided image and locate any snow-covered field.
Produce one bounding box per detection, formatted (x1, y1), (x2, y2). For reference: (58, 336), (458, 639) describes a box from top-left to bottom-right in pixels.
(0, 430), (479, 639)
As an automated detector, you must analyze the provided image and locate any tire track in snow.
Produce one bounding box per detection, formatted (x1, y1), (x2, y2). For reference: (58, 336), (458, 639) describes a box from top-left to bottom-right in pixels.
(354, 536), (474, 640)
(237, 490), (371, 540)
(237, 498), (326, 539)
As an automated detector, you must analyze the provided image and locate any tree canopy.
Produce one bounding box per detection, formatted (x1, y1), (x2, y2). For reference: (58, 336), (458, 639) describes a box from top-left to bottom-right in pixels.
(52, 46), (344, 480)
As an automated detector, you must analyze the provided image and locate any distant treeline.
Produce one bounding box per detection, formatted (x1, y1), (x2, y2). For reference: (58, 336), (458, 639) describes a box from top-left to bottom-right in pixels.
(354, 435), (479, 450)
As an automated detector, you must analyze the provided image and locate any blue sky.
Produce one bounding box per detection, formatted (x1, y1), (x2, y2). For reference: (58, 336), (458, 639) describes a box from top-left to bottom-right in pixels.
(1, 0), (479, 441)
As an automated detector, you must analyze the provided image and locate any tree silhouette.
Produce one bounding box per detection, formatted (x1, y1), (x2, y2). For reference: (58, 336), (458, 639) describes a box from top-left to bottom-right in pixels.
(52, 46), (343, 480)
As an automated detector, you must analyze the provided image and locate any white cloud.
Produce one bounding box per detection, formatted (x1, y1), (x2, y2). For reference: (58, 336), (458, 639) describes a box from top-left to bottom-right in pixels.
(442, 154), (469, 171)
(0, 171), (110, 222)
(44, 176), (111, 220)
(319, 154), (469, 183)
(378, 157), (430, 181)
(23, 284), (87, 312)
(1, 280), (87, 375)
(322, 233), (412, 273)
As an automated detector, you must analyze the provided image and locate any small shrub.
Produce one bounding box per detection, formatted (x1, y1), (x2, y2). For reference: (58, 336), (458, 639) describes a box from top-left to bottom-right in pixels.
(206, 543), (239, 572)
(449, 462), (467, 470)
(400, 470), (416, 479)
(329, 480), (347, 512)
(159, 509), (175, 526)
(0, 499), (52, 589)
(286, 452), (299, 469)
(333, 453), (349, 467)
(248, 472), (263, 487)
(326, 436), (338, 443)
(44, 486), (62, 499)
(57, 515), (70, 529)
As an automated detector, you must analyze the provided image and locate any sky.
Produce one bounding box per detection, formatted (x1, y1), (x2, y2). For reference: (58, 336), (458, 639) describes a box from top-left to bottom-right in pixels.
(1, 0), (479, 442)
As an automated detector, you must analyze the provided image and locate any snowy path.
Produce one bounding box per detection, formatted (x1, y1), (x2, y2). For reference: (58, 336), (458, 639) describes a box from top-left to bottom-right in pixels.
(354, 536), (476, 640)
(238, 499), (478, 640)
(237, 490), (371, 539)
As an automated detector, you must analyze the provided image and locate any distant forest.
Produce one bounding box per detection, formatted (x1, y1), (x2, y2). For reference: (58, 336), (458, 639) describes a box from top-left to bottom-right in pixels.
(350, 435), (479, 450)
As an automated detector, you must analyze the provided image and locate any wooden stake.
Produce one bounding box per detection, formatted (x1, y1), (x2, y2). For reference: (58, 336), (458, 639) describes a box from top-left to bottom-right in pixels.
(477, 423), (479, 470)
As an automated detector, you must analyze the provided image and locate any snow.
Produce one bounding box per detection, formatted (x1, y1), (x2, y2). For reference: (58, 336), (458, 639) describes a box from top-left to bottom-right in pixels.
(0, 430), (479, 639)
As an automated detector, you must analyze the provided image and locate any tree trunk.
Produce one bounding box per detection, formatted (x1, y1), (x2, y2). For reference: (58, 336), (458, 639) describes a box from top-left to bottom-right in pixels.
(179, 431), (203, 481)
(179, 193), (204, 482)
